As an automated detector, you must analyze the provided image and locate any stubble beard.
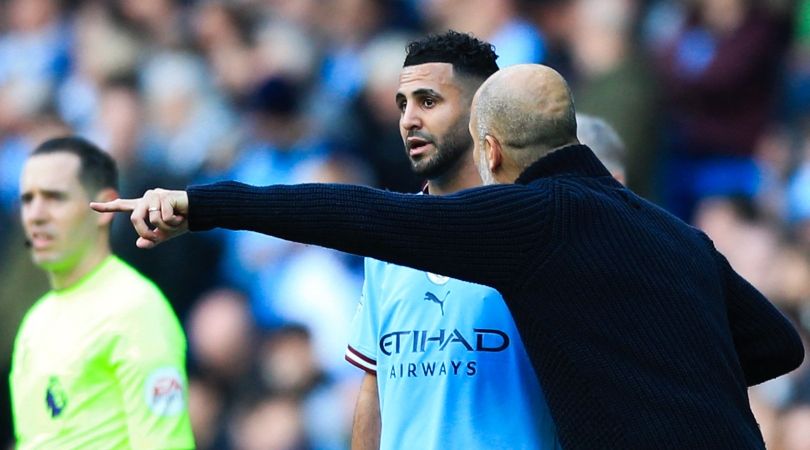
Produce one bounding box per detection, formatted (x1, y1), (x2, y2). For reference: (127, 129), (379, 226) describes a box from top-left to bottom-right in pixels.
(410, 119), (471, 180)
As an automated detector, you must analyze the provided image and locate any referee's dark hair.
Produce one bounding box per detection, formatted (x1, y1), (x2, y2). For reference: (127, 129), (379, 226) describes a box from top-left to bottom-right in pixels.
(32, 136), (119, 195)
(403, 30), (499, 81)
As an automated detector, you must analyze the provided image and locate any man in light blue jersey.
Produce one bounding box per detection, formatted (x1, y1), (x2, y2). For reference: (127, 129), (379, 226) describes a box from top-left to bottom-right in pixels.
(343, 31), (561, 450)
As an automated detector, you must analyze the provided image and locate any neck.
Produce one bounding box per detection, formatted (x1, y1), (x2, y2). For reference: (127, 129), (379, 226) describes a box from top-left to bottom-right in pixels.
(507, 140), (581, 182)
(49, 242), (111, 291)
(426, 152), (482, 195)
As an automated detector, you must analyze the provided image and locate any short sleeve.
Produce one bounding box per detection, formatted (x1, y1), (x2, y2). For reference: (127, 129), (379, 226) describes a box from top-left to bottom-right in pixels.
(109, 288), (194, 450)
(345, 258), (383, 373)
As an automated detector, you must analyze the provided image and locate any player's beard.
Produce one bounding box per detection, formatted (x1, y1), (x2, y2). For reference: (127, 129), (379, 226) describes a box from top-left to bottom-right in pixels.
(409, 116), (471, 180)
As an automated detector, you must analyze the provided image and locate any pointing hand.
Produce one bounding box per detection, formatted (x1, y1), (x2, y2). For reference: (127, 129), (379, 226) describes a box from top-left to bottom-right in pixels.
(90, 188), (189, 249)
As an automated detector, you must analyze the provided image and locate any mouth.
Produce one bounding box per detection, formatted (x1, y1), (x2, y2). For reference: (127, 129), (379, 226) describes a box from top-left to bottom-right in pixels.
(29, 232), (55, 250)
(407, 137), (433, 157)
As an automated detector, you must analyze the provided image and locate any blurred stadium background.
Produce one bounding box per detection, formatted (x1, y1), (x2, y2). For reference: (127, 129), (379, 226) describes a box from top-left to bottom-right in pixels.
(0, 0), (809, 448)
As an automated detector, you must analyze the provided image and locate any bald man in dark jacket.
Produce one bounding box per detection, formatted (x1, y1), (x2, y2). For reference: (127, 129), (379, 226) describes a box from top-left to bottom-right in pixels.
(96, 64), (804, 450)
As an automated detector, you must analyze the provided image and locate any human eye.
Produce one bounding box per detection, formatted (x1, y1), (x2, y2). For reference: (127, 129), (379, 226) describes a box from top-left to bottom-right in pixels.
(44, 191), (67, 202)
(397, 99), (407, 112)
(422, 97), (436, 108)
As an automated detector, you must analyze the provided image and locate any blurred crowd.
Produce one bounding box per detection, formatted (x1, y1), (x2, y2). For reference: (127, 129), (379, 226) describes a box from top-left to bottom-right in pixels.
(1, 0), (809, 448)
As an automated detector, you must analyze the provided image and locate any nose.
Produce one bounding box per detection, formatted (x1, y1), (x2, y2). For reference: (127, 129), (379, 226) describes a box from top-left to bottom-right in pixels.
(400, 102), (422, 132)
(23, 196), (49, 224)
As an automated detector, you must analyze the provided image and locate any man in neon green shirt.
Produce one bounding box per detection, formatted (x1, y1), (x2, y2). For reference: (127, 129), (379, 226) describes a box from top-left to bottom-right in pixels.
(11, 136), (194, 449)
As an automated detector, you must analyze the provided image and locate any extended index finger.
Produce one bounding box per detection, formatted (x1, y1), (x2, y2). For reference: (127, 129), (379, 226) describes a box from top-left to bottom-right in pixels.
(89, 198), (140, 213)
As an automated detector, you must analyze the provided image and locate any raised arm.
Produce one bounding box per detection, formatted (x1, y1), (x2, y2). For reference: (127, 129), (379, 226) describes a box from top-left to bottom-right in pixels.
(91, 181), (555, 293)
(185, 181), (554, 294)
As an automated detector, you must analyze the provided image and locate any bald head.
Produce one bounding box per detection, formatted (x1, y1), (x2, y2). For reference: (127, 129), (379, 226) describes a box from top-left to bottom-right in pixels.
(472, 64), (578, 170)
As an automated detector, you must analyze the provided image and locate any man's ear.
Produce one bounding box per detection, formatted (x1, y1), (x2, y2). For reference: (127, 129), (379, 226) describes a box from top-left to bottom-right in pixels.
(484, 134), (503, 172)
(94, 188), (119, 226)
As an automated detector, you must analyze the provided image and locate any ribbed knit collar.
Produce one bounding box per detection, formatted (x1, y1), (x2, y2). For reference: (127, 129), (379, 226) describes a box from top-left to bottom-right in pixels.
(514, 144), (612, 185)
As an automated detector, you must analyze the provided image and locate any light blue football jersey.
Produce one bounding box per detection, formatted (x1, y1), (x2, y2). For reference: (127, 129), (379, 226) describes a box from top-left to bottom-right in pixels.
(346, 258), (561, 450)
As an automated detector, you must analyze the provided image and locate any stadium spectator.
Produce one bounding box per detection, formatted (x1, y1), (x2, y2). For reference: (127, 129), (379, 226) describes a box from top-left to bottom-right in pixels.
(653, 0), (793, 220)
(185, 288), (257, 450)
(779, 402), (810, 450)
(190, 2), (260, 106)
(187, 288), (255, 386)
(228, 394), (308, 450)
(265, 155), (368, 378)
(344, 31), (559, 449)
(56, 4), (142, 135)
(787, 135), (810, 249)
(116, 0), (188, 48)
(575, 113), (626, 183)
(214, 75), (338, 330)
(258, 325), (354, 449)
(11, 137), (193, 449)
(569, 0), (657, 198)
(313, 0), (391, 130)
(97, 64), (805, 449)
(525, 0), (577, 78)
(337, 32), (424, 193)
(186, 377), (224, 450)
(422, 0), (545, 67)
(0, 0), (69, 95)
(139, 51), (235, 179)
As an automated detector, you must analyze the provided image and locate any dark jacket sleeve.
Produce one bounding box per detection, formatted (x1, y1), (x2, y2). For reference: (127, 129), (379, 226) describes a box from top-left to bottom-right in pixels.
(186, 181), (555, 296)
(713, 248), (805, 385)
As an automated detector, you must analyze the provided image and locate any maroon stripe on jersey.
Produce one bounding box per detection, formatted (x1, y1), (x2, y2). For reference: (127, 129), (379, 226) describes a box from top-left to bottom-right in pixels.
(345, 354), (376, 374)
(347, 345), (376, 365)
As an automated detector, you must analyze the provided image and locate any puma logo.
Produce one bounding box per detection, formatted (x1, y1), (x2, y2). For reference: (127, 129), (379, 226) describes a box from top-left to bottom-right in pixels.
(424, 291), (450, 316)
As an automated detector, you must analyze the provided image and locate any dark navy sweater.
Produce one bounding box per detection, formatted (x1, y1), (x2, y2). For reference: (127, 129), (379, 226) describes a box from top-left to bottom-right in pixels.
(188, 145), (804, 449)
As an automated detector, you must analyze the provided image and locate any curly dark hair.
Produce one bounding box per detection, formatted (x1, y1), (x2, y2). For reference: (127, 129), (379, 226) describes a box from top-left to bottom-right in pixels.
(403, 30), (499, 80)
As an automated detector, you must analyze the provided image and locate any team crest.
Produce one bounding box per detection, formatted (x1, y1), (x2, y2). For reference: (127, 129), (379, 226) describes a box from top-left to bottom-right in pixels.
(45, 376), (67, 418)
(426, 272), (450, 285)
(144, 367), (186, 416)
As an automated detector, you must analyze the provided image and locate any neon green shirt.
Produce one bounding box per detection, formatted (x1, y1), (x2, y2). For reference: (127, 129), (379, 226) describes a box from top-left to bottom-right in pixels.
(10, 256), (194, 450)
